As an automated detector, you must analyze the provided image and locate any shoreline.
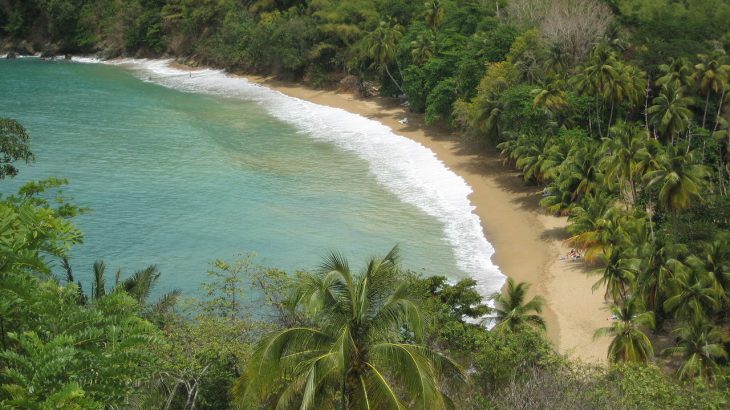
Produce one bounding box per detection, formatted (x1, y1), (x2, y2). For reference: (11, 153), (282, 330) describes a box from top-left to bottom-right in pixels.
(239, 73), (610, 363)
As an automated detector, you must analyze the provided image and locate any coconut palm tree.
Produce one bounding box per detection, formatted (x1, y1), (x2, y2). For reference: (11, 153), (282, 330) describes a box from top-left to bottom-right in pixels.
(423, 0), (445, 30)
(562, 145), (604, 202)
(87, 259), (180, 315)
(544, 42), (570, 76)
(662, 319), (728, 381)
(531, 81), (567, 115)
(657, 57), (693, 90)
(410, 31), (435, 65)
(233, 246), (461, 409)
(566, 192), (616, 260)
(594, 298), (654, 363)
(644, 144), (709, 212)
(604, 63), (646, 128)
(515, 134), (552, 184)
(647, 85), (694, 143)
(490, 277), (545, 332)
(635, 240), (688, 325)
(600, 122), (651, 203)
(570, 46), (621, 136)
(593, 247), (638, 303)
(475, 97), (504, 141)
(361, 20), (405, 94)
(663, 266), (722, 321)
(692, 233), (730, 305)
(692, 51), (730, 128)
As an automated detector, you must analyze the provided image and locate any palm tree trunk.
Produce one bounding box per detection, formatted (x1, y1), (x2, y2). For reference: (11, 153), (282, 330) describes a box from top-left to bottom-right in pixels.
(702, 92), (710, 129)
(712, 88), (726, 134)
(608, 100), (615, 131)
(0, 318), (5, 350)
(384, 64), (405, 96)
(644, 79), (651, 132)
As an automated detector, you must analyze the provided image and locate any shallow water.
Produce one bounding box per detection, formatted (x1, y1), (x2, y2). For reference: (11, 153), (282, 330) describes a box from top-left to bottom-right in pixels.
(0, 58), (503, 298)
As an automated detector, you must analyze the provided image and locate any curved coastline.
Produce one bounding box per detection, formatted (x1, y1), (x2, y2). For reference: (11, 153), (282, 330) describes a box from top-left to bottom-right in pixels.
(72, 56), (609, 362)
(232, 70), (611, 363)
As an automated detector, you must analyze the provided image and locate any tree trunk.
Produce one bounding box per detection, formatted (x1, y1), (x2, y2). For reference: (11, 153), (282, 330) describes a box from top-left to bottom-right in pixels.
(712, 88), (726, 134)
(384, 64), (405, 96)
(702, 92), (710, 129)
(644, 79), (651, 132)
(608, 99), (615, 131)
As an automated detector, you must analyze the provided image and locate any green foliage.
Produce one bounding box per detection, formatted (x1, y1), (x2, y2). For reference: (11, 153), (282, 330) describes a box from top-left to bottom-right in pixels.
(0, 118), (34, 180)
(234, 246), (462, 409)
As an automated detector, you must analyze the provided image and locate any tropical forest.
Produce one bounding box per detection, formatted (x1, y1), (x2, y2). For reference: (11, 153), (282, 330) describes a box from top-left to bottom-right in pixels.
(1, 0), (730, 408)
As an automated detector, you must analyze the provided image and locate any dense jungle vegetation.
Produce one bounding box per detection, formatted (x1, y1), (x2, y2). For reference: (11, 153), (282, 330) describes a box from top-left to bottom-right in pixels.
(2, 0), (730, 408)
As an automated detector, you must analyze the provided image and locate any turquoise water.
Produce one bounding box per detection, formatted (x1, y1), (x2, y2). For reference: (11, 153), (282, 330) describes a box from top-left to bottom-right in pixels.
(0, 58), (480, 296)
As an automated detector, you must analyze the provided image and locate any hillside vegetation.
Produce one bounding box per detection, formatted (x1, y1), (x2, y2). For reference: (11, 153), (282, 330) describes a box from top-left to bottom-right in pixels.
(1, 0), (730, 408)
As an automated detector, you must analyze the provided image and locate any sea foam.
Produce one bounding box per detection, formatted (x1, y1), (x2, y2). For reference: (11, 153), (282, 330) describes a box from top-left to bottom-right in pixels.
(73, 57), (506, 299)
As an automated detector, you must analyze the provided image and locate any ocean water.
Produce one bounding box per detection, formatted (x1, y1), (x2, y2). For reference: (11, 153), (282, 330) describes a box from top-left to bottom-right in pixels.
(0, 57), (504, 299)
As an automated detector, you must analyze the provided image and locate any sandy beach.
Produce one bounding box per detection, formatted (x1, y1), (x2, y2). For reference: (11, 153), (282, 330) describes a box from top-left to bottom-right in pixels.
(239, 73), (610, 363)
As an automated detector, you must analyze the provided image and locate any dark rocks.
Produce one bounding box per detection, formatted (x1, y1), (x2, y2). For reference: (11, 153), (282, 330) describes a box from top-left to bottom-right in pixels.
(6, 52), (17, 59)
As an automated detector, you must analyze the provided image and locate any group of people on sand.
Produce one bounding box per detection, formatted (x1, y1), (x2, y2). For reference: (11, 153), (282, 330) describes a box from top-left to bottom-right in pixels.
(560, 248), (582, 261)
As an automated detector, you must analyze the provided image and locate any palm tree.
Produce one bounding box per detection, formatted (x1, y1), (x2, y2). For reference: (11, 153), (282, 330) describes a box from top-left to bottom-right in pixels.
(566, 192), (616, 260)
(604, 63), (646, 128)
(570, 46), (621, 136)
(233, 246), (461, 409)
(692, 51), (730, 128)
(361, 20), (405, 95)
(647, 84), (694, 143)
(423, 0), (445, 30)
(475, 97), (504, 141)
(490, 277), (545, 332)
(663, 266), (721, 321)
(635, 240), (688, 325)
(410, 31), (435, 65)
(87, 259), (180, 315)
(515, 134), (552, 184)
(548, 145), (604, 205)
(657, 57), (693, 90)
(531, 81), (567, 115)
(600, 123), (651, 203)
(644, 144), (709, 212)
(662, 319), (728, 381)
(544, 42), (570, 76)
(692, 234), (730, 305)
(593, 247), (638, 303)
(594, 298), (654, 363)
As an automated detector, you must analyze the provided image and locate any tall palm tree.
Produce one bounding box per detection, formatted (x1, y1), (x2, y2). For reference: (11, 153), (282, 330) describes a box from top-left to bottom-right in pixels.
(692, 51), (730, 128)
(490, 277), (545, 332)
(593, 247), (638, 303)
(570, 46), (621, 136)
(531, 81), (567, 115)
(410, 31), (435, 65)
(662, 319), (728, 381)
(594, 298), (654, 363)
(515, 134), (552, 184)
(566, 192), (617, 261)
(604, 63), (646, 128)
(233, 246), (461, 409)
(663, 266), (721, 321)
(656, 57), (693, 90)
(647, 84), (694, 143)
(644, 144), (709, 212)
(691, 234), (730, 306)
(635, 240), (688, 325)
(544, 42), (570, 76)
(423, 0), (445, 30)
(600, 122), (651, 203)
(361, 21), (405, 95)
